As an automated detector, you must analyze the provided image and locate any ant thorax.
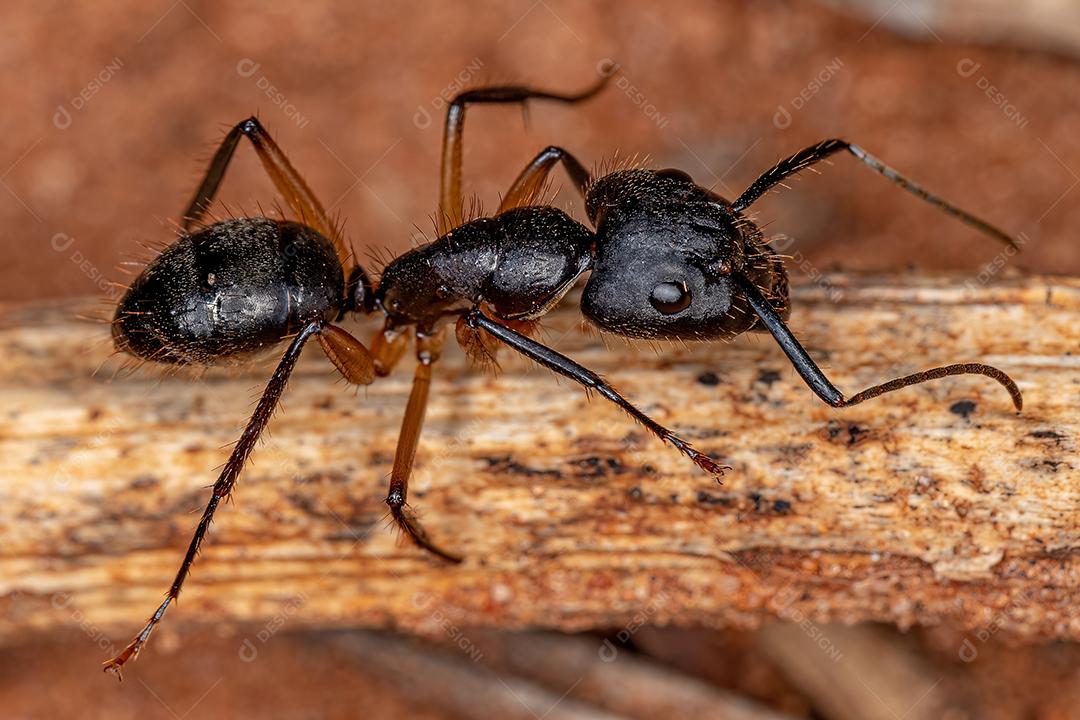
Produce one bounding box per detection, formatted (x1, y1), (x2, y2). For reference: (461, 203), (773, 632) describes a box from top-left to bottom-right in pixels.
(377, 206), (592, 329)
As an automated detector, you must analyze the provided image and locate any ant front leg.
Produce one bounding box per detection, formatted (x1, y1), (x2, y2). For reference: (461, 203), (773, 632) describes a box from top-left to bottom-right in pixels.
(183, 116), (352, 266)
(383, 328), (462, 562)
(498, 145), (592, 212)
(438, 66), (616, 233)
(731, 273), (1023, 412)
(464, 308), (728, 478)
(732, 138), (1018, 249)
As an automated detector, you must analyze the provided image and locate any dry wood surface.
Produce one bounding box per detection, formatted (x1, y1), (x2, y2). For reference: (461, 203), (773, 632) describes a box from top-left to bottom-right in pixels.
(0, 274), (1077, 650)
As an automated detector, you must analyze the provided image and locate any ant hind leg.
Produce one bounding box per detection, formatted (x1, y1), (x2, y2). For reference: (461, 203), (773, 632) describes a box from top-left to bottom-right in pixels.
(183, 116), (352, 267)
(103, 319), (326, 678)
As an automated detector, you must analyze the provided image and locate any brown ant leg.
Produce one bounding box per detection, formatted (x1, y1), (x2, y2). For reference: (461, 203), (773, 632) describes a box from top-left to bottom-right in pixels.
(370, 319), (410, 377)
(384, 328), (462, 562)
(318, 323), (377, 385)
(183, 116), (352, 266)
(498, 145), (592, 212)
(438, 66), (617, 234)
(464, 308), (728, 477)
(732, 273), (1023, 411)
(732, 138), (1018, 250)
(104, 319), (374, 678)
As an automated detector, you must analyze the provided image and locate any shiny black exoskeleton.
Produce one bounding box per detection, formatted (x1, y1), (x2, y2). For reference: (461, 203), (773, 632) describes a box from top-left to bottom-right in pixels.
(107, 75), (1025, 679)
(581, 168), (788, 340)
(113, 218), (351, 365)
(376, 206), (592, 328)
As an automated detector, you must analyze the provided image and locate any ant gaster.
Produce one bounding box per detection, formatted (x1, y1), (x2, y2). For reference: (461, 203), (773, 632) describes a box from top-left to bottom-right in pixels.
(105, 67), (1022, 676)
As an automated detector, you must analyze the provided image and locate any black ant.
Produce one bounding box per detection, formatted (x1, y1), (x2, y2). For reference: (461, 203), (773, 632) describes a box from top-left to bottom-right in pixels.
(104, 67), (1022, 676)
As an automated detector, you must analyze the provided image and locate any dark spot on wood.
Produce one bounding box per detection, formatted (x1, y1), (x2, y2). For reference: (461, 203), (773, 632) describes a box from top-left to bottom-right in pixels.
(773, 499), (792, 514)
(696, 490), (731, 506)
(697, 371), (720, 386)
(825, 420), (871, 446)
(1030, 430), (1066, 442)
(628, 486), (643, 501)
(370, 451), (394, 466)
(757, 369), (782, 386)
(777, 444), (813, 461)
(749, 492), (763, 512)
(86, 407), (103, 422)
(482, 455), (563, 479)
(129, 475), (159, 489)
(293, 471), (349, 486)
(572, 456), (625, 478)
(950, 400), (977, 419)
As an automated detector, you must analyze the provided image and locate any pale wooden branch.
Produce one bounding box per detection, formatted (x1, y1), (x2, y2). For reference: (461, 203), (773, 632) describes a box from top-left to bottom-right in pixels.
(1, 274), (1077, 649)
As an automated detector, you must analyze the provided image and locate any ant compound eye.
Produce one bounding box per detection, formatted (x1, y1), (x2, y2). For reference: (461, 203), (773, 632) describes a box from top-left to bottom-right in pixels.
(649, 281), (692, 315)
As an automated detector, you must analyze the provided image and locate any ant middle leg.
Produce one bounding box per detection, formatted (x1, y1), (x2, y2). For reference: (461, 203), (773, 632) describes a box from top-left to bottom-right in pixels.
(438, 66), (616, 233)
(731, 138), (1018, 250)
(498, 145), (592, 212)
(183, 116), (351, 265)
(731, 273), (1023, 412)
(383, 328), (462, 562)
(464, 308), (728, 477)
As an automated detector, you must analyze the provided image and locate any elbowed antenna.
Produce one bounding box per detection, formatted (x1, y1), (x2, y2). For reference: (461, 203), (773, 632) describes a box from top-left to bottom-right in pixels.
(731, 273), (1023, 412)
(732, 138), (1020, 250)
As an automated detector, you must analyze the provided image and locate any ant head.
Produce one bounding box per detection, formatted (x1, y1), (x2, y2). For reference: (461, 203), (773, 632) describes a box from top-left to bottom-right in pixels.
(581, 169), (773, 340)
(585, 168), (714, 226)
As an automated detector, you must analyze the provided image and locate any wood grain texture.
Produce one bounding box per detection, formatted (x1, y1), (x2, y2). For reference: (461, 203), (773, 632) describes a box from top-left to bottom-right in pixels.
(0, 274), (1077, 651)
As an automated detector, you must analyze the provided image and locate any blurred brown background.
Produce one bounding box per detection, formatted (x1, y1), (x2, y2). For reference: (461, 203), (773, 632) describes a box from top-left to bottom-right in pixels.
(1, 0), (1078, 306)
(2, 1), (1078, 718)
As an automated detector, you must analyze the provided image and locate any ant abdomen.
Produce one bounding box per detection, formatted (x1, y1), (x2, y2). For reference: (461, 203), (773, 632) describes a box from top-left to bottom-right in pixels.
(113, 217), (345, 365)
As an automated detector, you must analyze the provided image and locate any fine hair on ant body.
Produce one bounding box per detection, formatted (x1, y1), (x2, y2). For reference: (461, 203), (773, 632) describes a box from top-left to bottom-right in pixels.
(104, 66), (1022, 677)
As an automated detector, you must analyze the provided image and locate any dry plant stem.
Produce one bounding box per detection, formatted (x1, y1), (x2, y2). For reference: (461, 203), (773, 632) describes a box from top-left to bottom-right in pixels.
(757, 623), (950, 720)
(468, 630), (797, 720)
(0, 275), (1076, 648)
